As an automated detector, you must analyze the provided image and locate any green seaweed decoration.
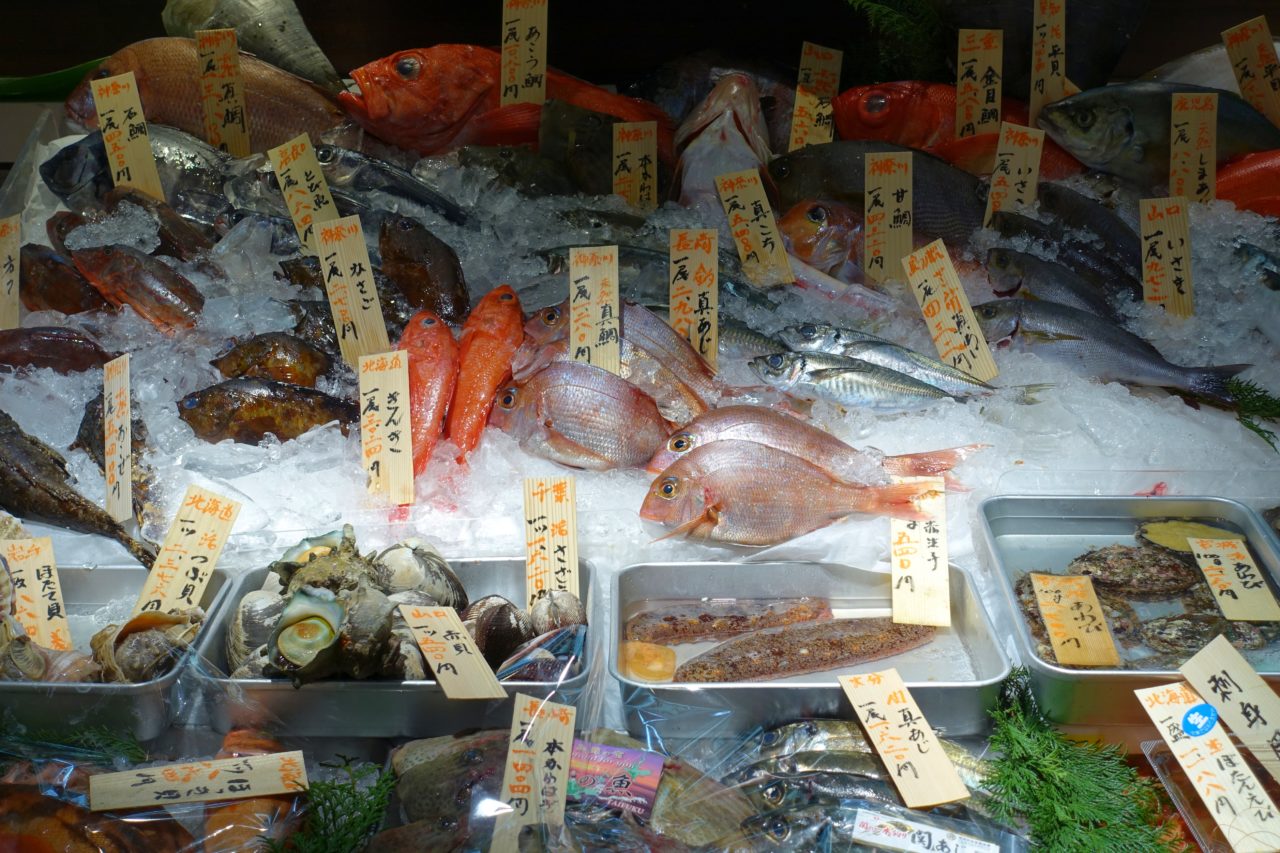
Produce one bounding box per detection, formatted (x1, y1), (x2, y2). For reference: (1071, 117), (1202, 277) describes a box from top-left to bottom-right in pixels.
(1228, 377), (1280, 453)
(844, 0), (950, 82)
(265, 758), (395, 853)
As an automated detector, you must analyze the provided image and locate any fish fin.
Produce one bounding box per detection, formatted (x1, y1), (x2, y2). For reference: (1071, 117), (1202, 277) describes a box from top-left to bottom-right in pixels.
(655, 505), (721, 541)
(1187, 363), (1252, 407)
(882, 443), (989, 478)
(542, 423), (613, 467)
(456, 103), (543, 148)
(1021, 329), (1084, 343)
(855, 481), (933, 522)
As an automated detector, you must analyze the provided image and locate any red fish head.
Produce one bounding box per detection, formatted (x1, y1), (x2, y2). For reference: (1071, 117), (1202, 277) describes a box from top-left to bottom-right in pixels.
(338, 45), (498, 155)
(832, 81), (941, 149)
(645, 431), (698, 475)
(520, 300), (569, 348)
(639, 471), (702, 527)
(487, 383), (524, 433)
(777, 200), (862, 274)
(65, 55), (132, 129)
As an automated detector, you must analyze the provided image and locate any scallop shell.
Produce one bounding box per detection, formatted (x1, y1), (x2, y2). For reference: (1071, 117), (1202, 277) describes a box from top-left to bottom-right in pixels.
(91, 609), (204, 683)
(267, 585), (345, 682)
(226, 589), (285, 673)
(373, 538), (467, 607)
(529, 591), (587, 634)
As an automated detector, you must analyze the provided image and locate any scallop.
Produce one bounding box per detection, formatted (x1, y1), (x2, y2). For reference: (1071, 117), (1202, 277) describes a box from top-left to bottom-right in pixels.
(529, 590), (587, 634)
(373, 538), (468, 608)
(267, 586), (345, 682)
(226, 589), (285, 673)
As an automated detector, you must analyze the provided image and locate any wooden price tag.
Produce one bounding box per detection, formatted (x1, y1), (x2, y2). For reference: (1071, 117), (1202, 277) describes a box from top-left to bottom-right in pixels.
(0, 215), (17, 331)
(89, 71), (164, 202)
(1182, 634), (1280, 784)
(1029, 0), (1068, 128)
(523, 476), (579, 610)
(889, 477), (949, 628)
(1140, 197), (1194, 317)
(902, 240), (998, 382)
(103, 354), (132, 523)
(398, 604), (506, 699)
(612, 122), (658, 211)
(358, 351), (414, 506)
(317, 216), (391, 366)
(1170, 93), (1217, 202)
(1223, 16), (1280, 129)
(983, 122), (1044, 226)
(1029, 573), (1120, 667)
(132, 485), (240, 615)
(195, 28), (250, 157)
(491, 694), (578, 851)
(840, 668), (969, 807)
(1136, 681), (1280, 852)
(1, 538), (70, 651)
(568, 245), (621, 375)
(717, 169), (792, 287)
(266, 133), (339, 256)
(863, 152), (913, 285)
(788, 41), (842, 151)
(90, 750), (306, 812)
(668, 228), (718, 369)
(499, 0), (548, 106)
(956, 29), (1003, 138)
(1190, 538), (1280, 622)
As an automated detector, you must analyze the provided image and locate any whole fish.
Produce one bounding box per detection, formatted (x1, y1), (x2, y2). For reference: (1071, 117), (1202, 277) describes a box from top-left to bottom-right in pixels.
(490, 361), (669, 470)
(388, 729), (508, 847)
(777, 200), (861, 277)
(446, 285), (524, 460)
(778, 323), (995, 398)
(339, 44), (674, 159)
(674, 618), (936, 682)
(0, 408), (156, 566)
(209, 332), (332, 387)
(719, 318), (785, 358)
(986, 247), (1119, 318)
(987, 210), (1142, 303)
(378, 214), (468, 324)
(0, 327), (116, 374)
(397, 310), (458, 477)
(1141, 39), (1280, 95)
(19, 244), (108, 315)
(71, 390), (156, 528)
(65, 37), (344, 152)
(641, 439), (929, 545)
(1036, 182), (1139, 273)
(178, 378), (357, 443)
(1218, 150), (1280, 218)
(313, 144), (468, 225)
(832, 80), (1082, 179)
(768, 141), (986, 248)
(751, 351), (955, 414)
(973, 299), (1249, 405)
(673, 109), (766, 222)
(676, 72), (772, 163)
(103, 185), (215, 262)
(456, 144), (577, 196)
(644, 405), (984, 485)
(1037, 82), (1280, 188)
(71, 244), (205, 334)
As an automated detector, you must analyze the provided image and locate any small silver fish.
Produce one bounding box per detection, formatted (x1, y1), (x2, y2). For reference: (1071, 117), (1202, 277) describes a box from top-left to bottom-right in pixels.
(750, 351), (954, 413)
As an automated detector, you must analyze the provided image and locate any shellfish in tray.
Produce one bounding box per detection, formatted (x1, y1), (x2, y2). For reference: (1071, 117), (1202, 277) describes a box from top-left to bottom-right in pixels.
(0, 615), (100, 682)
(1066, 543), (1200, 598)
(529, 589), (587, 634)
(225, 588), (285, 673)
(270, 525), (379, 594)
(266, 586), (344, 683)
(461, 595), (536, 669)
(90, 608), (203, 683)
(373, 538), (468, 606)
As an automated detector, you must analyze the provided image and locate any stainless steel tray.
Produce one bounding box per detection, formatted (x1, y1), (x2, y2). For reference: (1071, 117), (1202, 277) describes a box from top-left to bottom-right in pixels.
(980, 495), (1280, 725)
(196, 557), (593, 738)
(610, 561), (1009, 740)
(0, 565), (232, 740)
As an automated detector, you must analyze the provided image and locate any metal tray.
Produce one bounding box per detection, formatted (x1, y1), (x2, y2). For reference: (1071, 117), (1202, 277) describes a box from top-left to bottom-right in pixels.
(196, 558), (593, 738)
(0, 565), (232, 740)
(610, 561), (1010, 740)
(980, 495), (1280, 725)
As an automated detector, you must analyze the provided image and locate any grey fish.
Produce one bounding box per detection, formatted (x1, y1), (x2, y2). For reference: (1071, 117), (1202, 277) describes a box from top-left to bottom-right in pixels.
(313, 144), (467, 225)
(1233, 238), (1280, 291)
(1140, 39), (1280, 95)
(1037, 182), (1139, 271)
(1038, 82), (1280, 189)
(987, 210), (1142, 303)
(973, 299), (1249, 405)
(750, 351), (955, 413)
(0, 408), (156, 567)
(457, 144), (576, 196)
(986, 248), (1121, 319)
(779, 323), (994, 397)
(769, 141), (986, 248)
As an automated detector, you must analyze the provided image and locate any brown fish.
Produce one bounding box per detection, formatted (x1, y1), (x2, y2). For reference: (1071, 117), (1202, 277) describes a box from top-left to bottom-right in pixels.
(65, 37), (344, 152)
(0, 408), (156, 566)
(72, 244), (204, 334)
(46, 210), (93, 256)
(103, 186), (214, 262)
(641, 439), (930, 546)
(71, 389), (156, 527)
(178, 378), (357, 444)
(0, 784), (195, 851)
(0, 327), (116, 374)
(276, 257), (418, 343)
(489, 360), (669, 470)
(210, 332), (332, 387)
(19, 244), (109, 315)
(378, 214), (468, 324)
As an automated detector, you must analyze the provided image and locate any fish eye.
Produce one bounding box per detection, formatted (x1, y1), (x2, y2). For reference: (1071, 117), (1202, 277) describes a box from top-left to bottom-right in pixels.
(762, 730), (779, 745)
(764, 816), (791, 841)
(766, 354), (784, 368)
(420, 316), (436, 327)
(394, 56), (421, 79)
(181, 396), (198, 409)
(774, 162), (791, 180)
(1075, 107), (1095, 130)
(499, 292), (513, 301)
(864, 93), (888, 114)
(798, 324), (817, 338)
(657, 477), (681, 499)
(93, 68), (111, 80)
(397, 217), (415, 231)
(806, 205), (828, 224)
(542, 307), (560, 325)
(498, 389), (518, 409)
(314, 145), (333, 165)
(763, 781), (785, 805)
(668, 433), (694, 453)
(461, 748), (483, 765)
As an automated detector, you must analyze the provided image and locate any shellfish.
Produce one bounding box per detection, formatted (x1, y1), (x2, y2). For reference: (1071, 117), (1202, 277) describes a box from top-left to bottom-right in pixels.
(90, 608), (203, 683)
(267, 586), (344, 682)
(373, 538), (468, 606)
(1066, 543), (1200, 598)
(462, 597), (535, 669)
(0, 615), (100, 682)
(529, 590), (586, 634)
(225, 588), (285, 673)
(270, 525), (379, 594)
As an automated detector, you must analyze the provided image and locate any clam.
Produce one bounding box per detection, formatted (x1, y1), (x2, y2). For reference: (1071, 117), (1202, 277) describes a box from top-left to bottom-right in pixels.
(231, 643), (271, 678)
(468, 600), (535, 670)
(267, 586), (345, 683)
(226, 589), (285, 673)
(373, 538), (468, 608)
(91, 609), (204, 683)
(270, 524), (379, 595)
(529, 590), (586, 634)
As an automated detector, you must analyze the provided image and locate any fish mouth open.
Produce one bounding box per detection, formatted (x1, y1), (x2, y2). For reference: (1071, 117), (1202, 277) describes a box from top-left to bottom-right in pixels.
(995, 317), (1019, 348)
(336, 70), (387, 122)
(991, 280), (1021, 298)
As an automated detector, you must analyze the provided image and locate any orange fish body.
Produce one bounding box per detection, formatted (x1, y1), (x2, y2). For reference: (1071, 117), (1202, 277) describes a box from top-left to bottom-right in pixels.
(1218, 150), (1280, 217)
(340, 45), (674, 161)
(397, 310), (460, 477)
(832, 81), (1082, 179)
(446, 285), (525, 460)
(70, 244), (204, 334)
(202, 730), (298, 853)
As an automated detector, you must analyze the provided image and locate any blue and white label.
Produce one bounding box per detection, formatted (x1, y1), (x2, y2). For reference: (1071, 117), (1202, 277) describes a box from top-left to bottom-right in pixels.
(1182, 703), (1218, 737)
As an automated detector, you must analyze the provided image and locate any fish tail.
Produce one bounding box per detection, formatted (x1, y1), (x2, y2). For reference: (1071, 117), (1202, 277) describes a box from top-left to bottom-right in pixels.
(1187, 364), (1251, 406)
(882, 443), (989, 477)
(119, 531), (157, 568)
(853, 481), (934, 521)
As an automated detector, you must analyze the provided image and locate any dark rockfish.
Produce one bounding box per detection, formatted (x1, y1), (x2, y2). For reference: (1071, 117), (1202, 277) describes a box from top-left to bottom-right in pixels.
(19, 244), (109, 315)
(71, 390), (156, 527)
(0, 408), (156, 566)
(210, 332), (332, 387)
(0, 327), (116, 374)
(378, 214), (468, 324)
(178, 379), (357, 444)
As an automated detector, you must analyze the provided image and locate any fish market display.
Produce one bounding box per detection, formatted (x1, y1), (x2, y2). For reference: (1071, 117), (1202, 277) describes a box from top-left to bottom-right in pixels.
(398, 310), (459, 477)
(71, 244), (205, 334)
(378, 214), (469, 324)
(72, 390), (156, 527)
(0, 327), (116, 374)
(178, 378), (358, 444)
(985, 247), (1120, 320)
(18, 243), (109, 315)
(210, 332), (331, 386)
(750, 350), (958, 413)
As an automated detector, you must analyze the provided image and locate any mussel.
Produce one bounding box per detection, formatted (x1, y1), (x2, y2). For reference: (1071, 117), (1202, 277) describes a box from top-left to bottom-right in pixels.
(373, 538), (468, 607)
(90, 609), (203, 683)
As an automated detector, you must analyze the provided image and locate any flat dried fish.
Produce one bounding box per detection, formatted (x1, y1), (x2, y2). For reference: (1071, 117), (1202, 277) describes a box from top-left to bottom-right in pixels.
(625, 596), (832, 644)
